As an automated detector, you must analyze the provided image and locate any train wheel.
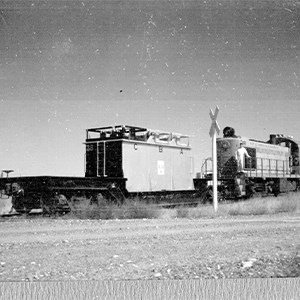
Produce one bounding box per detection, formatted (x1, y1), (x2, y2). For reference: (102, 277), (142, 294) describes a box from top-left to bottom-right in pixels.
(90, 193), (105, 206)
(42, 194), (71, 216)
(12, 192), (40, 215)
(245, 185), (255, 199)
(199, 187), (213, 204)
(12, 196), (24, 214)
(55, 194), (71, 214)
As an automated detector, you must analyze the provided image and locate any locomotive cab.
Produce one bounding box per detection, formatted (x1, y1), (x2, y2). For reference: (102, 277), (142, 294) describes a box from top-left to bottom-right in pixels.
(217, 138), (256, 177)
(218, 126), (256, 177)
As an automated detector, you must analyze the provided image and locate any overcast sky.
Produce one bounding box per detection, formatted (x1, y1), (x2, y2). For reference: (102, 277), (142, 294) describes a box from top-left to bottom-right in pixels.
(0, 0), (299, 176)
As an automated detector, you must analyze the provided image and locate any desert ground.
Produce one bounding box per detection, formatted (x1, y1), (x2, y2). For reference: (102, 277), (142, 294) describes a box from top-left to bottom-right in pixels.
(0, 208), (299, 281)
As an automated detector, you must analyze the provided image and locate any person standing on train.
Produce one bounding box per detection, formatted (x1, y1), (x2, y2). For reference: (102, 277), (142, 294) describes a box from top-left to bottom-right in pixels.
(235, 142), (251, 172)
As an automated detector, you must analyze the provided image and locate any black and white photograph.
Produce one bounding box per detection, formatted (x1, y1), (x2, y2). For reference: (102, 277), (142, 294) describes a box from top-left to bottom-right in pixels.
(0, 0), (299, 299)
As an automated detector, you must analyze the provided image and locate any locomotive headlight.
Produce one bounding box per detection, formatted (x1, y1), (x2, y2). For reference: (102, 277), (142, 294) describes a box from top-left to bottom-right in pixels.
(221, 141), (230, 149)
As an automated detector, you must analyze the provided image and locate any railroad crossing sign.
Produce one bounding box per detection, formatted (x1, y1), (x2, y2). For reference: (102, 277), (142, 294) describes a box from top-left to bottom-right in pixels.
(209, 106), (220, 212)
(209, 106), (220, 137)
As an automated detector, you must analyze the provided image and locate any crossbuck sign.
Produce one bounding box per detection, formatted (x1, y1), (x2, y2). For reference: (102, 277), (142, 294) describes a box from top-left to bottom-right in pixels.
(209, 106), (220, 137)
(209, 106), (220, 212)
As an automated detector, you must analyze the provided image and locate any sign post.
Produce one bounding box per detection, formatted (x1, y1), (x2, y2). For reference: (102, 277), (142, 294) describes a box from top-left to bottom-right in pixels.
(209, 106), (220, 212)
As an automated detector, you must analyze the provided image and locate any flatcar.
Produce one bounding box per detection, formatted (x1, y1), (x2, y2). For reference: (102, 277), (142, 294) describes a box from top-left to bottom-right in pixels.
(0, 125), (196, 214)
(194, 127), (300, 200)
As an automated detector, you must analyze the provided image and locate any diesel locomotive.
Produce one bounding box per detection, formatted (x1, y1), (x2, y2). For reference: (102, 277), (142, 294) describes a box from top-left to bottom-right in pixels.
(194, 127), (300, 201)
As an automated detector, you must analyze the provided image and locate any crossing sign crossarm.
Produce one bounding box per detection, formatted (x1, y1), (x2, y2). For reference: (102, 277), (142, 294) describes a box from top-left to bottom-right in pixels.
(210, 107), (219, 121)
(209, 106), (220, 137)
(209, 121), (220, 137)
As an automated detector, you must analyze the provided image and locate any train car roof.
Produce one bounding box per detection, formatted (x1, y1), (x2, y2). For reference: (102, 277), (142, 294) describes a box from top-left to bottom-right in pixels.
(267, 134), (300, 147)
(85, 125), (190, 147)
(219, 134), (300, 148)
(87, 125), (148, 133)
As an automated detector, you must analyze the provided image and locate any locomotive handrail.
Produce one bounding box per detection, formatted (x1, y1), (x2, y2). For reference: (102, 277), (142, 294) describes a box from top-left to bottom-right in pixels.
(200, 155), (296, 179)
(200, 158), (212, 178)
(245, 157), (292, 178)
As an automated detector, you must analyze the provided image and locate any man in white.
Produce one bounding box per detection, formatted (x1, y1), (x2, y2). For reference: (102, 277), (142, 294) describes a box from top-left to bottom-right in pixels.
(235, 142), (251, 172)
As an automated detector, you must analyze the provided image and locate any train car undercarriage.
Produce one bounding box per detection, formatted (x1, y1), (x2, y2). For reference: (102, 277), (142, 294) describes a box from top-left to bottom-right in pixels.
(0, 176), (128, 215)
(0, 176), (201, 215)
(194, 173), (300, 203)
(1, 174), (299, 215)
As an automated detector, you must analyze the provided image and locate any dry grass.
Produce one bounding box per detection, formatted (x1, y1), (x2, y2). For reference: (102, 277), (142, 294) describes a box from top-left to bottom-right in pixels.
(225, 193), (299, 216)
(1, 191), (298, 219)
(176, 193), (300, 219)
(66, 192), (299, 220)
(68, 197), (162, 220)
